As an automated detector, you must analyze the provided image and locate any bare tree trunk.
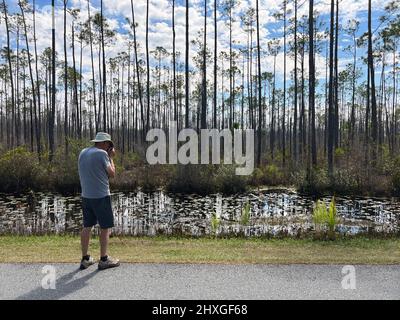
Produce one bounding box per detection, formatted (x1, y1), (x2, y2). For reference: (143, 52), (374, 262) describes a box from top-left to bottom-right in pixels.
(368, 0), (378, 147)
(213, 0), (218, 129)
(101, 0), (107, 131)
(328, 0), (335, 174)
(2, 0), (16, 149)
(130, 0), (145, 140)
(293, 0), (298, 163)
(72, 21), (80, 139)
(350, 27), (357, 145)
(19, 0), (41, 159)
(87, 0), (98, 133)
(334, 0), (339, 148)
(172, 0), (177, 124)
(256, 0), (262, 166)
(145, 0), (151, 133)
(185, 0), (190, 128)
(201, 0), (207, 129)
(64, 0), (69, 155)
(33, 0), (42, 152)
(271, 53), (277, 160)
(282, 0), (287, 166)
(309, 0), (316, 167)
(51, 0), (56, 159)
(229, 4), (233, 129)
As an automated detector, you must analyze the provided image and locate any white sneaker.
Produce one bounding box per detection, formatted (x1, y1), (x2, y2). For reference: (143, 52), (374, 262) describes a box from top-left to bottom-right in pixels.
(98, 256), (120, 270)
(80, 256), (96, 270)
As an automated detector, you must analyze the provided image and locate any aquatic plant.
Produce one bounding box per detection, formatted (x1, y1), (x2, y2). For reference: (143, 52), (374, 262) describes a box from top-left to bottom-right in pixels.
(312, 197), (339, 239)
(327, 197), (338, 233)
(210, 212), (221, 235)
(240, 202), (251, 226)
(312, 200), (328, 230)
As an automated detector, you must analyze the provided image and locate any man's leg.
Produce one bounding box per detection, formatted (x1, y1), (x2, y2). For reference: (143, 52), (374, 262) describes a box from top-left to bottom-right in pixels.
(81, 227), (92, 257)
(97, 197), (120, 270)
(100, 228), (110, 258)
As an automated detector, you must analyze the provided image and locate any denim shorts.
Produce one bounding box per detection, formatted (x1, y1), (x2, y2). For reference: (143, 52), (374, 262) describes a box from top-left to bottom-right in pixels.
(81, 196), (114, 229)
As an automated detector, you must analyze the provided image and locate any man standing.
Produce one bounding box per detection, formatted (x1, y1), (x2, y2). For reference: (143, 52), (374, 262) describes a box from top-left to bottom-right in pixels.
(78, 132), (120, 270)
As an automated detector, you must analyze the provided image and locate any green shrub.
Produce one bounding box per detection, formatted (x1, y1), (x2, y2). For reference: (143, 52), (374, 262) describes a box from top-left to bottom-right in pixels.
(140, 165), (172, 192)
(250, 167), (264, 185)
(49, 139), (90, 193)
(167, 165), (218, 194)
(215, 165), (248, 194)
(167, 164), (248, 195)
(334, 147), (346, 158)
(264, 164), (284, 185)
(331, 169), (360, 194)
(0, 147), (41, 192)
(250, 164), (285, 186)
(120, 151), (143, 170)
(392, 171), (400, 196)
(295, 168), (330, 195)
(312, 200), (328, 228)
(312, 197), (339, 240)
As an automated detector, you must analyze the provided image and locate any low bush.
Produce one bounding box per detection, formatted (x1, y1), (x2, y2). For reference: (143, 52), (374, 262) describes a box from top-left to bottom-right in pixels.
(0, 147), (41, 193)
(215, 165), (248, 194)
(167, 164), (248, 195)
(250, 163), (285, 186)
(167, 165), (218, 194)
(392, 171), (400, 196)
(294, 168), (330, 195)
(1, 142), (399, 197)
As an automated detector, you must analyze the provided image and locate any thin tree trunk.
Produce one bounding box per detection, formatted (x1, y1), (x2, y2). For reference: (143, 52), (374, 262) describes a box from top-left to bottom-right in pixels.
(328, 0), (335, 174)
(72, 21), (80, 139)
(185, 0), (190, 128)
(172, 0), (177, 124)
(368, 0), (378, 146)
(64, 0), (69, 155)
(3, 0), (16, 149)
(19, 0), (41, 159)
(293, 0), (298, 163)
(309, 0), (317, 167)
(213, 0), (218, 129)
(87, 0), (98, 133)
(256, 0), (262, 166)
(101, 0), (107, 131)
(351, 27), (357, 144)
(201, 0), (207, 129)
(282, 0), (287, 166)
(334, 0), (339, 148)
(130, 0), (145, 140)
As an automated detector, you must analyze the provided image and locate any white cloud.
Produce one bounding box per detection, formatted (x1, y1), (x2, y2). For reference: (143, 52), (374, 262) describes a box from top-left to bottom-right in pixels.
(0, 0), (393, 95)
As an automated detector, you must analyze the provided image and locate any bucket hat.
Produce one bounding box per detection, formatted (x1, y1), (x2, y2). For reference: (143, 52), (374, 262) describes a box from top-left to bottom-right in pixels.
(90, 132), (114, 147)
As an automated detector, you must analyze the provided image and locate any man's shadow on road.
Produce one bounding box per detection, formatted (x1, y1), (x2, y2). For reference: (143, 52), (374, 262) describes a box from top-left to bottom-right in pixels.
(16, 267), (99, 300)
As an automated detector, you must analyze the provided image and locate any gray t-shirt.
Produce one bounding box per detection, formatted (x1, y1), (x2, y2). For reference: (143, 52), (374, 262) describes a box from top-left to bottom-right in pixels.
(78, 147), (111, 199)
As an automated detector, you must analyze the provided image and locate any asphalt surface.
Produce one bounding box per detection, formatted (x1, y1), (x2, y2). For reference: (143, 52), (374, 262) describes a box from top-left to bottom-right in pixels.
(0, 263), (399, 300)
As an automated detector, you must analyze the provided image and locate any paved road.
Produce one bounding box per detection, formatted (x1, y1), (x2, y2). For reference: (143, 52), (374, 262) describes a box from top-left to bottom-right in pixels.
(0, 264), (399, 300)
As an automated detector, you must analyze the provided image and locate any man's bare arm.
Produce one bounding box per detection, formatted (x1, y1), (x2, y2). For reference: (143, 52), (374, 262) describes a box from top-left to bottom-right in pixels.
(106, 148), (116, 178)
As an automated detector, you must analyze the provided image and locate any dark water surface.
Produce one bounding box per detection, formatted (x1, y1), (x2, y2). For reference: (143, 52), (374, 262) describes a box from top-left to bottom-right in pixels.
(0, 190), (399, 236)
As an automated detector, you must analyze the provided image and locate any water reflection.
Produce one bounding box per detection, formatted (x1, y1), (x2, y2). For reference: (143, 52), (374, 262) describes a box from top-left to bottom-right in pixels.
(0, 190), (398, 236)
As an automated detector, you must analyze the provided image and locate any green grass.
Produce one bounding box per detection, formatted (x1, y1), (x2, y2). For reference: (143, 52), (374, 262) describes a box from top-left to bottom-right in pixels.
(0, 235), (399, 265)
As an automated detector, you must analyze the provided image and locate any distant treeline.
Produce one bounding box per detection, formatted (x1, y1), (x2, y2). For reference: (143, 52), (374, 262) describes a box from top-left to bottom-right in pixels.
(0, 0), (399, 194)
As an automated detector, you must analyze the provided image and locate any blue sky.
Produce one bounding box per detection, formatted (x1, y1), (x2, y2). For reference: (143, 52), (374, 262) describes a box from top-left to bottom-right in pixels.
(1, 0), (397, 96)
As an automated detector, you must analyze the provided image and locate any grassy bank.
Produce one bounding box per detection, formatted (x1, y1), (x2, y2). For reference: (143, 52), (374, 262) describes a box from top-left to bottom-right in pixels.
(0, 235), (399, 265)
